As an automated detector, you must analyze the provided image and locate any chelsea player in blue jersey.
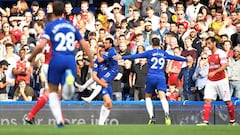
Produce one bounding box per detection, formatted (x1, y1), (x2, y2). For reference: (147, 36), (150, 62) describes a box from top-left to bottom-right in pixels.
(81, 37), (118, 125)
(116, 37), (187, 125)
(28, 1), (94, 127)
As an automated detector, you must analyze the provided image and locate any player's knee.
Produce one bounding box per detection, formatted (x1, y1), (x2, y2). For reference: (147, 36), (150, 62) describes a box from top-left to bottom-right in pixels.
(104, 101), (112, 109)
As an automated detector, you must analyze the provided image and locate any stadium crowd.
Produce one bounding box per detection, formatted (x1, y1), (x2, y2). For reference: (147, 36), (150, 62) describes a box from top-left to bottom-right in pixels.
(0, 0), (240, 102)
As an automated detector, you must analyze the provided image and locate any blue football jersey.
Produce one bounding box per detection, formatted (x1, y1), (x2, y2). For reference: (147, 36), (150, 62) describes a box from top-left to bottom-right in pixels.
(122, 48), (187, 77)
(42, 18), (82, 56)
(93, 60), (108, 78)
(102, 47), (118, 72)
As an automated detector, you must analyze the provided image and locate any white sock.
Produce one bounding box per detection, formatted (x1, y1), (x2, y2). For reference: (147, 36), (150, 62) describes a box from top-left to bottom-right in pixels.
(145, 97), (154, 119)
(49, 92), (63, 124)
(161, 98), (169, 116)
(98, 105), (110, 125)
(82, 78), (95, 89)
(88, 85), (102, 101)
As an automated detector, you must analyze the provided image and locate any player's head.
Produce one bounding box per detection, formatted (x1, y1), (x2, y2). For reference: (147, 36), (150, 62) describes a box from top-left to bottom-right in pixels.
(152, 37), (160, 47)
(53, 1), (65, 17)
(206, 36), (217, 50)
(104, 37), (114, 49)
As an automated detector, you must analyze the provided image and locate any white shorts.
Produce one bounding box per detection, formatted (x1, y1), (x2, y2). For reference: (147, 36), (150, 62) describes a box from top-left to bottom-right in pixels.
(41, 64), (49, 89)
(204, 78), (231, 101)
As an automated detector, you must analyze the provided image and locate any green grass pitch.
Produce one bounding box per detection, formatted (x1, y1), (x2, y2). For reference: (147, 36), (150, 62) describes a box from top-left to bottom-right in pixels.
(0, 125), (239, 135)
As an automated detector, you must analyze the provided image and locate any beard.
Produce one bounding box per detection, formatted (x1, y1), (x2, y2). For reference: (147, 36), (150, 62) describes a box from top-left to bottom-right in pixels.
(145, 28), (152, 32)
(193, 2), (199, 6)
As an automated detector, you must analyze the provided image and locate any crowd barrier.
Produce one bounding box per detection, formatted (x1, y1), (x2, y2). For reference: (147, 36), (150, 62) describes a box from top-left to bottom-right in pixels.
(0, 100), (239, 125)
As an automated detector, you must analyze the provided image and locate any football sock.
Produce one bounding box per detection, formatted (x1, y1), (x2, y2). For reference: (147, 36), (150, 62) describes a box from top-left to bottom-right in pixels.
(28, 94), (48, 119)
(227, 102), (235, 121)
(146, 97), (154, 119)
(161, 98), (169, 116)
(98, 105), (110, 125)
(49, 92), (63, 124)
(88, 85), (102, 101)
(82, 78), (95, 90)
(203, 104), (211, 123)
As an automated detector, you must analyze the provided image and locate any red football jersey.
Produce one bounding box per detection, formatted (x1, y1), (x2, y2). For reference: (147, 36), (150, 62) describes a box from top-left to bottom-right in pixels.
(208, 49), (227, 81)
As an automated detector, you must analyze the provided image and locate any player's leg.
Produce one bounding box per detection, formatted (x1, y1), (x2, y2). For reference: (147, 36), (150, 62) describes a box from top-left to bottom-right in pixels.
(75, 78), (95, 92)
(145, 76), (156, 124)
(25, 89), (49, 124)
(197, 80), (216, 126)
(48, 83), (64, 127)
(98, 87), (112, 125)
(25, 64), (49, 124)
(156, 77), (171, 125)
(82, 71), (110, 103)
(157, 90), (171, 125)
(218, 78), (236, 125)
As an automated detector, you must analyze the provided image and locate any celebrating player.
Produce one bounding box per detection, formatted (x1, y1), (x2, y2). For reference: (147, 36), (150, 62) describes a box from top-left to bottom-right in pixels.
(115, 37), (187, 125)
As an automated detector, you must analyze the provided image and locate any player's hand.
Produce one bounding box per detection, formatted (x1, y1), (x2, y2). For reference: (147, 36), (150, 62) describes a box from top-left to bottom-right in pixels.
(208, 71), (216, 78)
(113, 54), (122, 60)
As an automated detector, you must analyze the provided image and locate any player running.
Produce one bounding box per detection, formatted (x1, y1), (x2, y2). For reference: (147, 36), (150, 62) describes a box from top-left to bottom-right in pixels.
(115, 37), (187, 125)
(27, 1), (93, 127)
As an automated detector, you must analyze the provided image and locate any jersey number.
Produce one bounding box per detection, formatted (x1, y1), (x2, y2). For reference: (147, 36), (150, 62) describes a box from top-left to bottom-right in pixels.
(150, 57), (165, 69)
(55, 32), (75, 51)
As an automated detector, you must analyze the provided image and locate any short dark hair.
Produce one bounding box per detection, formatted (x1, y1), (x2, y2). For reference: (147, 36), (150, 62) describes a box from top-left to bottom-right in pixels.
(152, 37), (160, 46)
(206, 36), (217, 43)
(53, 1), (65, 16)
(105, 37), (114, 46)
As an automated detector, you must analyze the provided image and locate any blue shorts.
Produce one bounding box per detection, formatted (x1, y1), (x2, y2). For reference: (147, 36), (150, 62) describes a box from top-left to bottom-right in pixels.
(48, 55), (77, 85)
(101, 70), (118, 83)
(145, 75), (167, 94)
(100, 83), (113, 99)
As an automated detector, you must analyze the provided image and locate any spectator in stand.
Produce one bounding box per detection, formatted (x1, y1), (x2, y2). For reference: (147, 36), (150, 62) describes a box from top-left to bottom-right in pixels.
(36, 8), (46, 22)
(192, 52), (209, 101)
(155, 17), (169, 44)
(12, 48), (32, 87)
(158, 0), (172, 23)
(3, 43), (19, 99)
(141, 0), (160, 17)
(120, 0), (141, 16)
(64, 1), (74, 23)
(86, 11), (96, 32)
(97, 2), (109, 30)
(225, 0), (240, 16)
(185, 0), (204, 22)
(230, 22), (240, 48)
(178, 55), (197, 101)
(145, 6), (160, 31)
(0, 22), (17, 45)
(46, 2), (53, 23)
(181, 36), (197, 65)
(166, 84), (180, 101)
(130, 58), (148, 101)
(80, 1), (89, 21)
(9, 18), (22, 43)
(16, 0), (29, 16)
(223, 40), (234, 58)
(166, 47), (185, 87)
(13, 79), (35, 101)
(209, 8), (224, 41)
(0, 60), (10, 100)
(30, 1), (40, 21)
(230, 11), (238, 26)
(228, 44), (240, 98)
(218, 17), (237, 39)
